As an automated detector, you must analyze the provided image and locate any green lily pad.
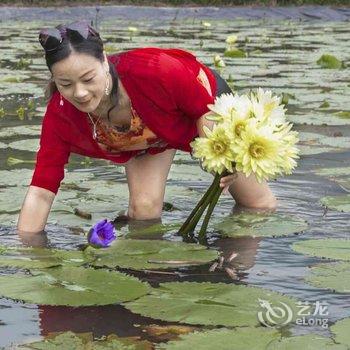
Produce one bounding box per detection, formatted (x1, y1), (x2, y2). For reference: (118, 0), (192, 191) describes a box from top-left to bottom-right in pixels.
(318, 136), (350, 149)
(316, 54), (343, 69)
(0, 245), (93, 269)
(0, 266), (150, 306)
(298, 145), (335, 156)
(124, 281), (301, 327)
(224, 48), (247, 58)
(87, 239), (218, 270)
(0, 169), (33, 187)
(266, 334), (347, 350)
(305, 261), (350, 293)
(215, 213), (308, 237)
(0, 125), (41, 139)
(19, 331), (153, 350)
(156, 327), (280, 350)
(334, 111), (350, 119)
(292, 239), (350, 261)
(330, 318), (350, 346)
(320, 195), (350, 212)
(8, 138), (39, 152)
(314, 167), (350, 178)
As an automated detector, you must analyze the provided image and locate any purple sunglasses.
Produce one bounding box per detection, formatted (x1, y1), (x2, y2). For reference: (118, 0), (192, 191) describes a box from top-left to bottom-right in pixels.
(39, 21), (99, 52)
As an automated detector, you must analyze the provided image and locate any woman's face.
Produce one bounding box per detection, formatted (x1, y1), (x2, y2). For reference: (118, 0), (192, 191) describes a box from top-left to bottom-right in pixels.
(51, 51), (108, 113)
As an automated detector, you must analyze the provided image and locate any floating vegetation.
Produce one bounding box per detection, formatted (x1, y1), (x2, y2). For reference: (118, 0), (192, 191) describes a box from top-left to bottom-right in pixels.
(292, 238), (350, 261)
(87, 239), (218, 270)
(215, 212), (308, 238)
(0, 266), (150, 306)
(124, 281), (300, 327)
(305, 261), (350, 293)
(316, 54), (344, 69)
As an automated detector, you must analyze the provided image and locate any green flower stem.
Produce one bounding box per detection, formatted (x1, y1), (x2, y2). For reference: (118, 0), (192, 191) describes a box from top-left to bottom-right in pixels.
(198, 184), (223, 240)
(177, 175), (218, 235)
(178, 174), (221, 237)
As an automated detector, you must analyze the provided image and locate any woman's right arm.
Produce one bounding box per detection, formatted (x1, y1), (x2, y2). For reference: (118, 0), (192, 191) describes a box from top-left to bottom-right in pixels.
(17, 185), (55, 233)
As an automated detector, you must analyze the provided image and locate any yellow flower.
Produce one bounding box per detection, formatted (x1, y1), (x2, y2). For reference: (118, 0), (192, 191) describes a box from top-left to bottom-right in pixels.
(128, 26), (138, 32)
(250, 88), (286, 126)
(233, 123), (281, 182)
(213, 55), (226, 68)
(274, 123), (300, 174)
(226, 34), (238, 45)
(207, 93), (237, 122)
(191, 125), (235, 174)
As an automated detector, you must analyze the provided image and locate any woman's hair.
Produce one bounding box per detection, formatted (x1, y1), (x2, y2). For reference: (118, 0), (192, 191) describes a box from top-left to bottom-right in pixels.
(43, 25), (118, 101)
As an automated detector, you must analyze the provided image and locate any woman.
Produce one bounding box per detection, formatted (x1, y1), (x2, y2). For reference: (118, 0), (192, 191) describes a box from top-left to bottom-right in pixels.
(17, 21), (276, 234)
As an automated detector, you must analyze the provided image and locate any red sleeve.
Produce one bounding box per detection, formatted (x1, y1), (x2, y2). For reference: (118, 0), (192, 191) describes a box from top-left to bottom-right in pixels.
(30, 96), (70, 195)
(158, 51), (216, 120)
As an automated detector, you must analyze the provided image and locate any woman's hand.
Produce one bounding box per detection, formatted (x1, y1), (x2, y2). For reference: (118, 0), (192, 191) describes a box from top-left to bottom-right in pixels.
(220, 172), (238, 194)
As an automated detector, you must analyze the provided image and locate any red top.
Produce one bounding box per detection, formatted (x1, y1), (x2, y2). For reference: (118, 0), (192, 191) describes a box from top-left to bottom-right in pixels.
(30, 47), (217, 194)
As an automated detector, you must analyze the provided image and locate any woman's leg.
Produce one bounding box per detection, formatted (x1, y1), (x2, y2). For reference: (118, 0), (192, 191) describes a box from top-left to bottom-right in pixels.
(125, 149), (177, 220)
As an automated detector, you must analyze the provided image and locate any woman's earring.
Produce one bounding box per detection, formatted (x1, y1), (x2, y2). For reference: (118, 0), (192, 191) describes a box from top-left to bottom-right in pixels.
(59, 94), (64, 106)
(105, 71), (111, 96)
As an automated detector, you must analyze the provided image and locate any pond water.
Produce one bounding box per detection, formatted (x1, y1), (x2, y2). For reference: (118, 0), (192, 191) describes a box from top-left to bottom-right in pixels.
(0, 6), (350, 349)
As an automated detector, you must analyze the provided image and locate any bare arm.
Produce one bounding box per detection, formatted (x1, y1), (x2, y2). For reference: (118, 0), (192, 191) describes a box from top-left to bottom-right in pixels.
(17, 185), (55, 233)
(195, 112), (277, 210)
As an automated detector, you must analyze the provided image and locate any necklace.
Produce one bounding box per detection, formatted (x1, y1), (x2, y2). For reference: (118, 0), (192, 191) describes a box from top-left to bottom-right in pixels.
(87, 112), (101, 140)
(88, 103), (117, 139)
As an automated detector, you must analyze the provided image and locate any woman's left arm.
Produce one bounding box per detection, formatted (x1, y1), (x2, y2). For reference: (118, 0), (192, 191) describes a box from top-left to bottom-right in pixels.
(196, 112), (277, 210)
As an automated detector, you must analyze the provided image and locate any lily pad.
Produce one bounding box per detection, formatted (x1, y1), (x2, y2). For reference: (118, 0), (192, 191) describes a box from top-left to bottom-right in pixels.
(314, 167), (350, 178)
(330, 318), (350, 346)
(316, 54), (343, 69)
(0, 245), (93, 269)
(224, 48), (247, 58)
(0, 266), (150, 306)
(0, 125), (41, 139)
(215, 213), (308, 237)
(156, 327), (280, 350)
(292, 239), (350, 261)
(266, 334), (347, 350)
(334, 111), (350, 119)
(124, 281), (300, 327)
(320, 194), (350, 212)
(305, 261), (350, 293)
(318, 136), (350, 149)
(87, 239), (218, 270)
(19, 331), (153, 350)
(8, 138), (39, 152)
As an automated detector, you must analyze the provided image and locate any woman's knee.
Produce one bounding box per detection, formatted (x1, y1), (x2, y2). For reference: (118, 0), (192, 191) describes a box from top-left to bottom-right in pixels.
(128, 197), (163, 220)
(236, 193), (278, 210)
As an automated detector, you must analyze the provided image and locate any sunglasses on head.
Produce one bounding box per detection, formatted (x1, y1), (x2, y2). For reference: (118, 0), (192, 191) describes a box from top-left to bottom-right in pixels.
(39, 21), (99, 52)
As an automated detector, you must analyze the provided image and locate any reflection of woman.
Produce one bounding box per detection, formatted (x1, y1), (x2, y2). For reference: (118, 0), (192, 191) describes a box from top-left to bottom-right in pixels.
(17, 21), (276, 234)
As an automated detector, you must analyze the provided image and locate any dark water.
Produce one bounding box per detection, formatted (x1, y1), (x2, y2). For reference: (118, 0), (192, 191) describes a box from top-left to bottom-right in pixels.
(0, 5), (350, 349)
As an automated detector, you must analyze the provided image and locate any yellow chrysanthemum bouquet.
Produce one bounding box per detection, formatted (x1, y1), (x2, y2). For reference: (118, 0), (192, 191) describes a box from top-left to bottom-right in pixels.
(178, 88), (299, 241)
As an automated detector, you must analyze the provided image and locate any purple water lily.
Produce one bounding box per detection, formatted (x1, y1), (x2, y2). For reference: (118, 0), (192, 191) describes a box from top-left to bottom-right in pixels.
(87, 219), (116, 248)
